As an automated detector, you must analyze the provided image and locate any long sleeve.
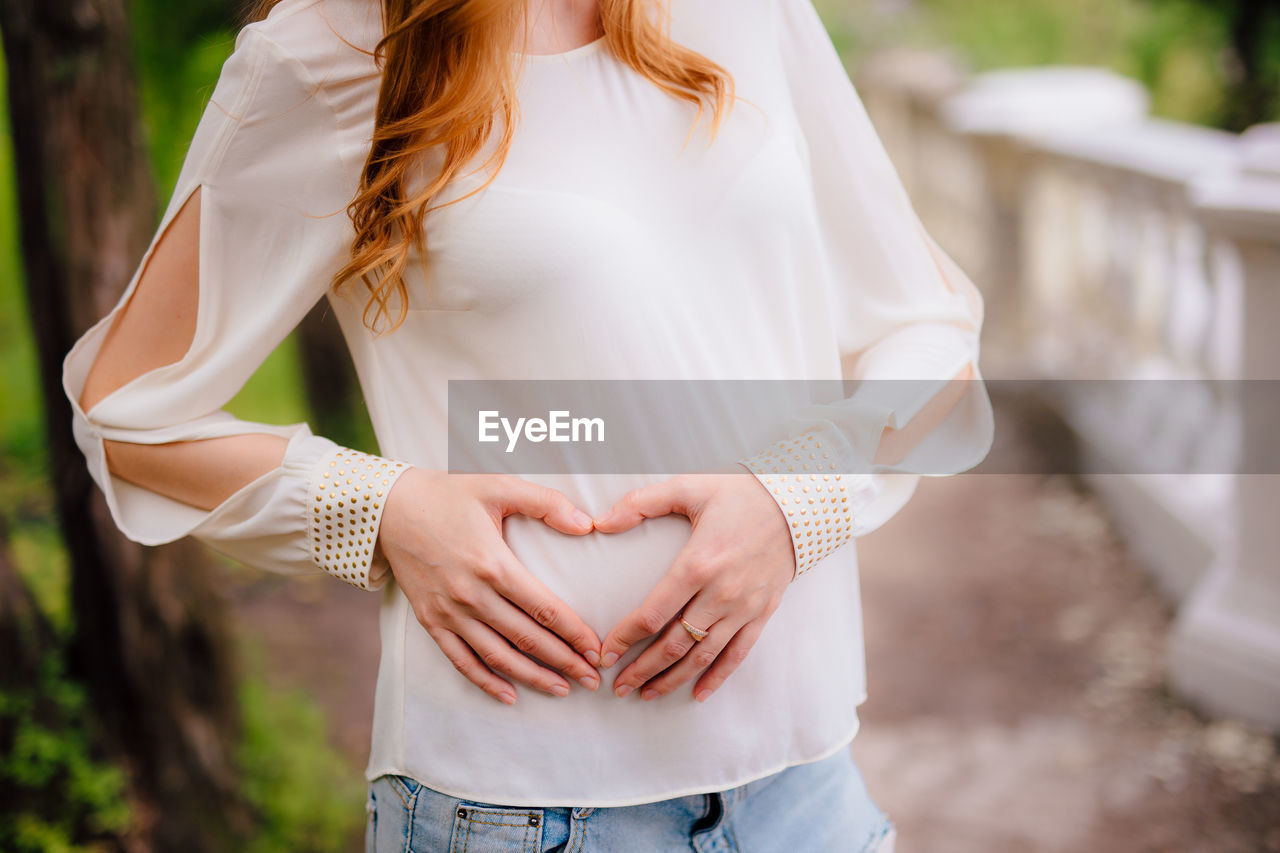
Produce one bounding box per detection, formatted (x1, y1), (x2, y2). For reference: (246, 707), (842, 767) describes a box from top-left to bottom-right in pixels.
(739, 0), (995, 578)
(60, 24), (408, 589)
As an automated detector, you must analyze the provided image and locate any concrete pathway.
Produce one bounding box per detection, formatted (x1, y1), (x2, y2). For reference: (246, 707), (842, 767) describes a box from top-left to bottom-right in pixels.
(851, 450), (1279, 851)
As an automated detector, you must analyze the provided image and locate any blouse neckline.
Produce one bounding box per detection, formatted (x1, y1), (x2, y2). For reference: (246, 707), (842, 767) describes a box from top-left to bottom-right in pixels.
(513, 34), (607, 63)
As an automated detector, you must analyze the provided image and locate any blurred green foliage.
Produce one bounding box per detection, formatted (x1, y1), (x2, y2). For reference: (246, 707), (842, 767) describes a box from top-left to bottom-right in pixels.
(0, 654), (132, 853)
(131, 1), (242, 196)
(1, 0), (358, 847)
(238, 676), (367, 853)
(0, 637), (363, 852)
(923, 0), (1229, 125)
(823, 0), (1277, 128)
(0, 50), (45, 487)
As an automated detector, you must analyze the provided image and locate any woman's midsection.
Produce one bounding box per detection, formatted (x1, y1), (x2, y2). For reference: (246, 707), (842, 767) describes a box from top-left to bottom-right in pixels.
(500, 477), (692, 636)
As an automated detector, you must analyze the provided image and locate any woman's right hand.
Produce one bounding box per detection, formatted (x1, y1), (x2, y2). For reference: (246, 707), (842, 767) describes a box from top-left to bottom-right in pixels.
(377, 468), (602, 704)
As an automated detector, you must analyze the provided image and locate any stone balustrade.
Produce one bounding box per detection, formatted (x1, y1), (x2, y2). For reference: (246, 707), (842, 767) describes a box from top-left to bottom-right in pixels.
(854, 50), (1280, 730)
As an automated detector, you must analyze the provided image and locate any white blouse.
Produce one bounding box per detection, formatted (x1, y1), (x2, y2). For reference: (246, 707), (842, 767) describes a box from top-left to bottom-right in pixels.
(62, 0), (994, 806)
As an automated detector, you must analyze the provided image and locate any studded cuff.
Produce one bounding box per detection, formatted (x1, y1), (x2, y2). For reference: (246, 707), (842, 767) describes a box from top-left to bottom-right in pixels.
(738, 429), (866, 580)
(307, 446), (410, 590)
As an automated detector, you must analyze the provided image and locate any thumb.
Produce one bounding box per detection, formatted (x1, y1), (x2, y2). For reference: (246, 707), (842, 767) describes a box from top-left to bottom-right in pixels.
(594, 477), (696, 533)
(497, 477), (594, 535)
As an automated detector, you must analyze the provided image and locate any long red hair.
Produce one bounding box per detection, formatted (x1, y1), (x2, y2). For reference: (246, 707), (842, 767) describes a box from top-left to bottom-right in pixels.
(245, 0), (736, 332)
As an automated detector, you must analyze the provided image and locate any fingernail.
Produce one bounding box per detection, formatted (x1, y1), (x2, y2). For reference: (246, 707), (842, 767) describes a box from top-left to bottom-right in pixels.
(601, 652), (619, 668)
(594, 509), (613, 526)
(573, 509), (593, 529)
(550, 683), (570, 697)
(641, 688), (659, 701)
(579, 674), (599, 690)
(615, 683), (633, 698)
(695, 689), (712, 703)
(584, 650), (600, 667)
(500, 692), (517, 705)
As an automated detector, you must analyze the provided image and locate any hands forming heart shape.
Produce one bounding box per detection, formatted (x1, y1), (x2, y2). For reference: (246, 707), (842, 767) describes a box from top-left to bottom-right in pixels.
(378, 467), (797, 706)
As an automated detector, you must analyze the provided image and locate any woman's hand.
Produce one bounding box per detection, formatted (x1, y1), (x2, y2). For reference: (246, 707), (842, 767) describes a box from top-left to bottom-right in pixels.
(593, 470), (796, 703)
(378, 469), (603, 705)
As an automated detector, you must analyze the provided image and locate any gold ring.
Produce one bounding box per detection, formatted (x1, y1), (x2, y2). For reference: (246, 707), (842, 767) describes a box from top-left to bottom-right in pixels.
(680, 618), (710, 642)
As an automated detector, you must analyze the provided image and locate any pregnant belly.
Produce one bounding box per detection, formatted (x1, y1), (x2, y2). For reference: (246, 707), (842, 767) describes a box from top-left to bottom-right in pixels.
(501, 510), (693, 639)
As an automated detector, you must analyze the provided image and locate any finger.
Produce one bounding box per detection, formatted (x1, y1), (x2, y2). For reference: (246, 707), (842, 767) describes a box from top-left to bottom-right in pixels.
(637, 614), (743, 701)
(598, 557), (699, 669)
(593, 476), (699, 533)
(478, 590), (601, 690)
(611, 618), (705, 698)
(491, 550), (603, 668)
(457, 619), (575, 698)
(429, 627), (517, 705)
(494, 477), (594, 535)
(692, 617), (768, 703)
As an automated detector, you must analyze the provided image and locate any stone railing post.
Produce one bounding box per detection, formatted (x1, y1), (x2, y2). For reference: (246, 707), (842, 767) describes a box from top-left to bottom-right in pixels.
(1170, 124), (1280, 729)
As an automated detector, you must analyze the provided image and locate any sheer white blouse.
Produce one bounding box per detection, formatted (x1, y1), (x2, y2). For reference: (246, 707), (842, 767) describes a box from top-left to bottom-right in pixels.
(62, 0), (994, 805)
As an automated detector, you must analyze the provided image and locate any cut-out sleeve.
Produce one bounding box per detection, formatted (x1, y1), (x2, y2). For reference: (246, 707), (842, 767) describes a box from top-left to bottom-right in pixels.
(60, 26), (408, 589)
(738, 0), (995, 579)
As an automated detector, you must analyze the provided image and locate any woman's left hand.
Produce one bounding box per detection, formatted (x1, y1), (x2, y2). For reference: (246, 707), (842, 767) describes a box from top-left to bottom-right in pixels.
(593, 469), (796, 703)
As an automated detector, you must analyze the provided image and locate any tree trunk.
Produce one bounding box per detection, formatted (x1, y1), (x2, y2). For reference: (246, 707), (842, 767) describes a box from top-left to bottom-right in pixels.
(0, 524), (60, 844)
(0, 0), (249, 849)
(0, 520), (53, 692)
(1223, 0), (1279, 132)
(297, 297), (366, 448)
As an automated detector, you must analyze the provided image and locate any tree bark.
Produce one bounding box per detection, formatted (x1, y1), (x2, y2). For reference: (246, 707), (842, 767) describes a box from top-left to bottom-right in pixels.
(0, 524), (61, 844)
(0, 520), (53, 691)
(297, 297), (366, 448)
(0, 0), (249, 849)
(1223, 0), (1279, 132)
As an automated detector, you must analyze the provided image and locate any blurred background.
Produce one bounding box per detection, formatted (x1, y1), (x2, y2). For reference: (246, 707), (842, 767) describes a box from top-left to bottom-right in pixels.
(0, 0), (1277, 850)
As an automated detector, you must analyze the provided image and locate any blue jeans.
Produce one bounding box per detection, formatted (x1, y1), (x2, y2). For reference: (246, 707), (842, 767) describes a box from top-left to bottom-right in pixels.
(365, 748), (896, 852)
